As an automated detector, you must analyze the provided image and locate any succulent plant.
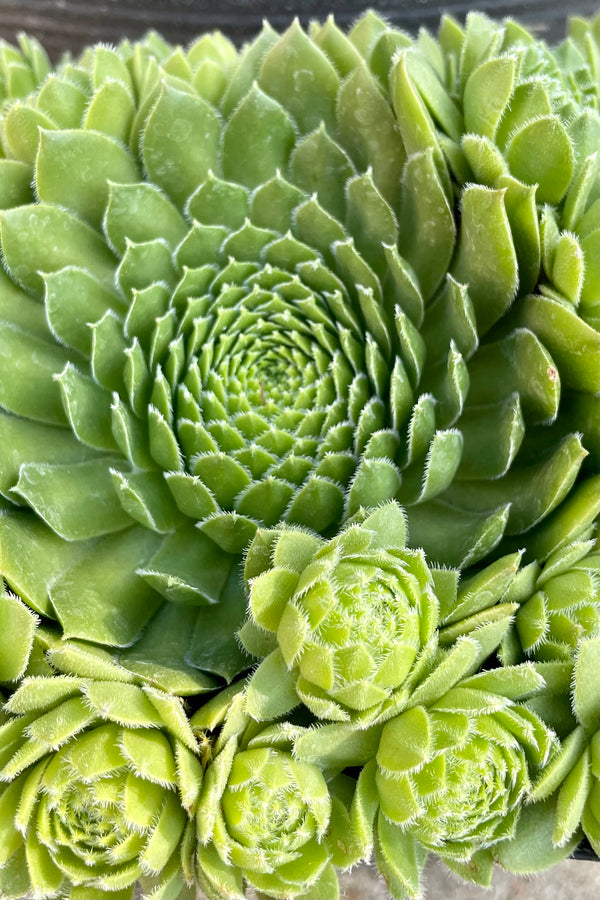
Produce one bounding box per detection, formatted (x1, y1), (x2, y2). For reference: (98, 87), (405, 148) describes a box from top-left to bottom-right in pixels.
(293, 662), (556, 896)
(240, 499), (533, 727)
(0, 7), (598, 899)
(0, 623), (201, 900)
(191, 686), (354, 900)
(497, 636), (600, 871)
(500, 532), (599, 663)
(240, 502), (439, 725)
(0, 9), (597, 684)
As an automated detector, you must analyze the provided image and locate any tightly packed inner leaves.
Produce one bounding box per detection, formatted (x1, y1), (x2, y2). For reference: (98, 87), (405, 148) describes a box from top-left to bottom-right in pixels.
(0, 7), (598, 900)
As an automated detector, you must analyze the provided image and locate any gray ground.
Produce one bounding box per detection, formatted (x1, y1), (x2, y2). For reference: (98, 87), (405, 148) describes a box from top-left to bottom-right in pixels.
(338, 858), (600, 900)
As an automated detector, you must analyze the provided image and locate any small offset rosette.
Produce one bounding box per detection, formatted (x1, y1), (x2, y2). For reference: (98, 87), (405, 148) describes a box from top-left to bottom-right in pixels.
(191, 684), (357, 900)
(0, 642), (201, 900)
(498, 636), (600, 872)
(293, 663), (556, 898)
(239, 502), (439, 726)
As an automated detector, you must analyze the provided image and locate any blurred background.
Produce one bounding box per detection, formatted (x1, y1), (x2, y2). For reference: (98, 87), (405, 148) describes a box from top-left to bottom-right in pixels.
(0, 0), (599, 59)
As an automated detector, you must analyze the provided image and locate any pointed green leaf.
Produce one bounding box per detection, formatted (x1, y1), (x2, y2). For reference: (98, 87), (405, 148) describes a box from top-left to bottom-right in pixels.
(378, 707), (431, 774)
(4, 102), (56, 165)
(554, 746), (591, 846)
(398, 149), (455, 301)
(188, 569), (249, 681)
(117, 238), (175, 298)
(573, 638), (600, 734)
(142, 83), (220, 208)
(120, 604), (217, 696)
(0, 511), (89, 617)
(464, 56), (515, 139)
(530, 726), (588, 802)
(141, 789), (187, 875)
(466, 328), (560, 425)
(14, 458), (131, 540)
(54, 363), (117, 452)
(496, 796), (581, 872)
(91, 311), (128, 394)
(446, 551), (522, 624)
(84, 78), (135, 142)
(0, 322), (71, 425)
(246, 649), (298, 721)
(445, 434), (586, 535)
(221, 21), (278, 116)
(36, 74), (88, 129)
(0, 159), (34, 209)
(421, 275), (477, 364)
(405, 500), (510, 567)
(222, 84), (295, 189)
(337, 63), (406, 208)
(111, 469), (182, 534)
(505, 116), (575, 205)
(105, 181), (187, 255)
(457, 394), (524, 480)
(0, 593), (37, 682)
(0, 412), (96, 500)
(376, 812), (423, 899)
(452, 185), (518, 335)
(411, 638), (479, 707)
(120, 728), (177, 786)
(138, 526), (232, 605)
(512, 294), (599, 394)
(259, 20), (339, 135)
(44, 266), (123, 356)
(293, 137), (354, 237)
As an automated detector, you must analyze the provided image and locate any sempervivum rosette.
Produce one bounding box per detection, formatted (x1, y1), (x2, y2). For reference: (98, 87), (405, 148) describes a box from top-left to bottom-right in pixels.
(240, 498), (541, 728)
(0, 11), (597, 682)
(293, 663), (556, 897)
(191, 685), (358, 900)
(0, 625), (202, 900)
(239, 502), (439, 725)
(500, 531), (599, 664)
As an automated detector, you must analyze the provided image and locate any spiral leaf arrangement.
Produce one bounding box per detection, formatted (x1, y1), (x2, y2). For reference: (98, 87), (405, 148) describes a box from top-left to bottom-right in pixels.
(240, 502), (440, 725)
(193, 689), (341, 900)
(0, 7), (598, 900)
(0, 624), (201, 899)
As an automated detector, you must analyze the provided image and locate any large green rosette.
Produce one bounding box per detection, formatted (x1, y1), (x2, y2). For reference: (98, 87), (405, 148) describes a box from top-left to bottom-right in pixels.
(0, 11), (597, 680)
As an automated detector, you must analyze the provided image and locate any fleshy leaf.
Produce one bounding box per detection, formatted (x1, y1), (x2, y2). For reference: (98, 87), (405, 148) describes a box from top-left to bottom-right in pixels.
(142, 83), (220, 208)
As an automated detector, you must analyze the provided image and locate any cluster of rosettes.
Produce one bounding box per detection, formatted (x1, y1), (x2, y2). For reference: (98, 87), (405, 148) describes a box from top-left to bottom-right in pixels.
(0, 8), (598, 900)
(0, 9), (598, 679)
(1, 505), (598, 899)
(234, 500), (598, 896)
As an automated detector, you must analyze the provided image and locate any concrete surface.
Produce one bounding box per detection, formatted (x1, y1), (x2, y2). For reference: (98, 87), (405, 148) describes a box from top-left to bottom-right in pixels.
(338, 858), (600, 900)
